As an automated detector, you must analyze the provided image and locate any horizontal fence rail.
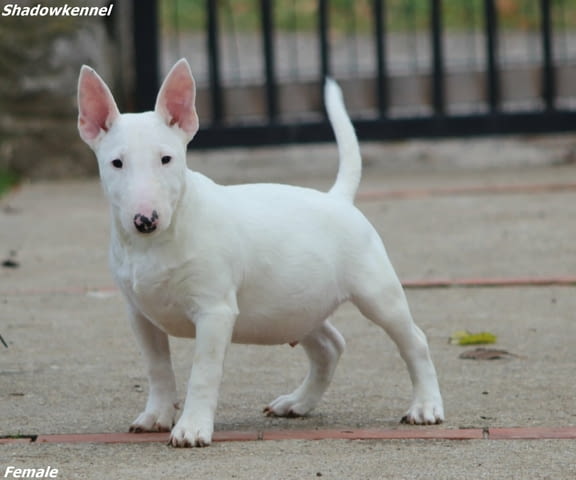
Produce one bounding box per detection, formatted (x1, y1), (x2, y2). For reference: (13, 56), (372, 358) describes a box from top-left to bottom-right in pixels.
(132, 0), (576, 149)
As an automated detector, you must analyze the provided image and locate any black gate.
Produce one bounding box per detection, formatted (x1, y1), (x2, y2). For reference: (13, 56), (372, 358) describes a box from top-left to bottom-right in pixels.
(132, 0), (576, 148)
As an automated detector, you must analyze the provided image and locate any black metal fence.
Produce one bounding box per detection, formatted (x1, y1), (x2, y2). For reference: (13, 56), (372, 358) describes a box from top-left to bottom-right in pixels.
(132, 0), (576, 148)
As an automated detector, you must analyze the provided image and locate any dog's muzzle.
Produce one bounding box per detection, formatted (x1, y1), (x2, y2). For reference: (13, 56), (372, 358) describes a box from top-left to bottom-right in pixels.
(133, 210), (159, 234)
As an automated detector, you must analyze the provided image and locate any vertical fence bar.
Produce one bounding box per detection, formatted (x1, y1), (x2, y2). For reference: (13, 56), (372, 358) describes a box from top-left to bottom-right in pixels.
(483, 0), (500, 113)
(373, 0), (388, 117)
(261, 0), (278, 122)
(430, 0), (445, 116)
(540, 0), (556, 111)
(206, 0), (223, 124)
(319, 0), (330, 80)
(132, 0), (159, 111)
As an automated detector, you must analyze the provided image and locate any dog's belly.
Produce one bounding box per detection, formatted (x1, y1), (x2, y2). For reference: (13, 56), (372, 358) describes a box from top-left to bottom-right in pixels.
(231, 267), (346, 344)
(131, 290), (341, 345)
(122, 276), (343, 345)
(232, 294), (342, 345)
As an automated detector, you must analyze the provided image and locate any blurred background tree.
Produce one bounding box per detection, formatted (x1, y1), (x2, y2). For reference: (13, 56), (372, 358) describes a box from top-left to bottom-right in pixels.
(0, 1), (114, 179)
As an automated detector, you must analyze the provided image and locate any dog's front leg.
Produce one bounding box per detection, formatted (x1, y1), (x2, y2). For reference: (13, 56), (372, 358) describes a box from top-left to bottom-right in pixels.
(170, 309), (236, 447)
(128, 308), (178, 433)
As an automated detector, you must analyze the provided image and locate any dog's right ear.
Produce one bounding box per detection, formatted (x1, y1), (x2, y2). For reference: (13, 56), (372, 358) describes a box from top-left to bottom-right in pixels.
(77, 65), (120, 149)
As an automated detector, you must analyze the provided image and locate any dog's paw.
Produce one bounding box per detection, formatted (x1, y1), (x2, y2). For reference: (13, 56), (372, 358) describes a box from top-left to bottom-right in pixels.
(129, 404), (177, 433)
(169, 417), (213, 448)
(263, 393), (315, 418)
(401, 399), (444, 425)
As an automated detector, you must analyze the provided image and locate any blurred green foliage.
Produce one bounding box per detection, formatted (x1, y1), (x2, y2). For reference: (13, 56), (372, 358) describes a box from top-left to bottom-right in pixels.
(160, 0), (576, 33)
(0, 169), (18, 197)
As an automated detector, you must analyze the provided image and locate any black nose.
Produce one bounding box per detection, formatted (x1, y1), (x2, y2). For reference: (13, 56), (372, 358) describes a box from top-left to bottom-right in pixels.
(133, 210), (159, 234)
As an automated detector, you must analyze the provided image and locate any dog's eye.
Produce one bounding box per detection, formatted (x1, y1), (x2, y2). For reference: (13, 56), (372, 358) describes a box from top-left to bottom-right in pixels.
(161, 155), (172, 165)
(111, 159), (123, 169)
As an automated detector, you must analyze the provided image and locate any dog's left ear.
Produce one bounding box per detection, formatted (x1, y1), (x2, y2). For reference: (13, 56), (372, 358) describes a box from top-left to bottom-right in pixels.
(155, 59), (199, 143)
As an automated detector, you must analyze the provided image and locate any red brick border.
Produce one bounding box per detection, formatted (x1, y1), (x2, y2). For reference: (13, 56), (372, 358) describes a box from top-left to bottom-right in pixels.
(402, 276), (576, 289)
(3, 426), (575, 445)
(3, 275), (576, 298)
(35, 432), (170, 444)
(488, 427), (576, 440)
(357, 182), (576, 202)
(0, 437), (35, 445)
(260, 428), (484, 441)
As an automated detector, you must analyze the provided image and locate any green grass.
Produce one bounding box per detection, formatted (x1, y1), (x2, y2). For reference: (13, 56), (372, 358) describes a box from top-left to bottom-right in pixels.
(0, 169), (18, 198)
(160, 0), (576, 33)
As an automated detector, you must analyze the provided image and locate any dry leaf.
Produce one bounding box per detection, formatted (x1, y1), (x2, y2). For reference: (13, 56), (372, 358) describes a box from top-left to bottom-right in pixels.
(459, 348), (516, 360)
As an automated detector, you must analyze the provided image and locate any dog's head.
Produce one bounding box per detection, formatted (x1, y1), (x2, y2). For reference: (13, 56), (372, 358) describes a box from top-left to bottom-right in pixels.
(77, 59), (198, 236)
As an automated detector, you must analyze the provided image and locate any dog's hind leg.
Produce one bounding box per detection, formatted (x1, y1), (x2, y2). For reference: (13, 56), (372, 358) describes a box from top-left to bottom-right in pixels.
(351, 271), (444, 425)
(264, 319), (345, 417)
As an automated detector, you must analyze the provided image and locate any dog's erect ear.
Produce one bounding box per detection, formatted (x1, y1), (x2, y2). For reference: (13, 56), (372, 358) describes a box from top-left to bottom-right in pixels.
(77, 66), (120, 149)
(155, 58), (199, 142)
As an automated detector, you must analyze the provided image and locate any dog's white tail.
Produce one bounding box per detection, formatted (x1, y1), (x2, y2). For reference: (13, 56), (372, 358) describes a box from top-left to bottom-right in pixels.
(325, 78), (362, 203)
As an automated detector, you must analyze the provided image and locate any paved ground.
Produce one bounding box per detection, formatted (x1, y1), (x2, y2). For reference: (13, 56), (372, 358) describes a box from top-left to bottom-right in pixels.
(1, 138), (576, 479)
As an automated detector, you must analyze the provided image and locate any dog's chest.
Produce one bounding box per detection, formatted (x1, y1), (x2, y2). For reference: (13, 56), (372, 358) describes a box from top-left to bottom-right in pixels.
(112, 247), (199, 337)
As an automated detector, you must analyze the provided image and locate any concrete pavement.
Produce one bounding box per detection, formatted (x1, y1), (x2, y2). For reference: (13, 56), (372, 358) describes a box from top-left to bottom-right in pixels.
(1, 138), (576, 479)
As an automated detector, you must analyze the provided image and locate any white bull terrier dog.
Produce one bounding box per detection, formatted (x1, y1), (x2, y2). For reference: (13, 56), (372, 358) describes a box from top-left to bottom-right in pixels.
(77, 59), (444, 447)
